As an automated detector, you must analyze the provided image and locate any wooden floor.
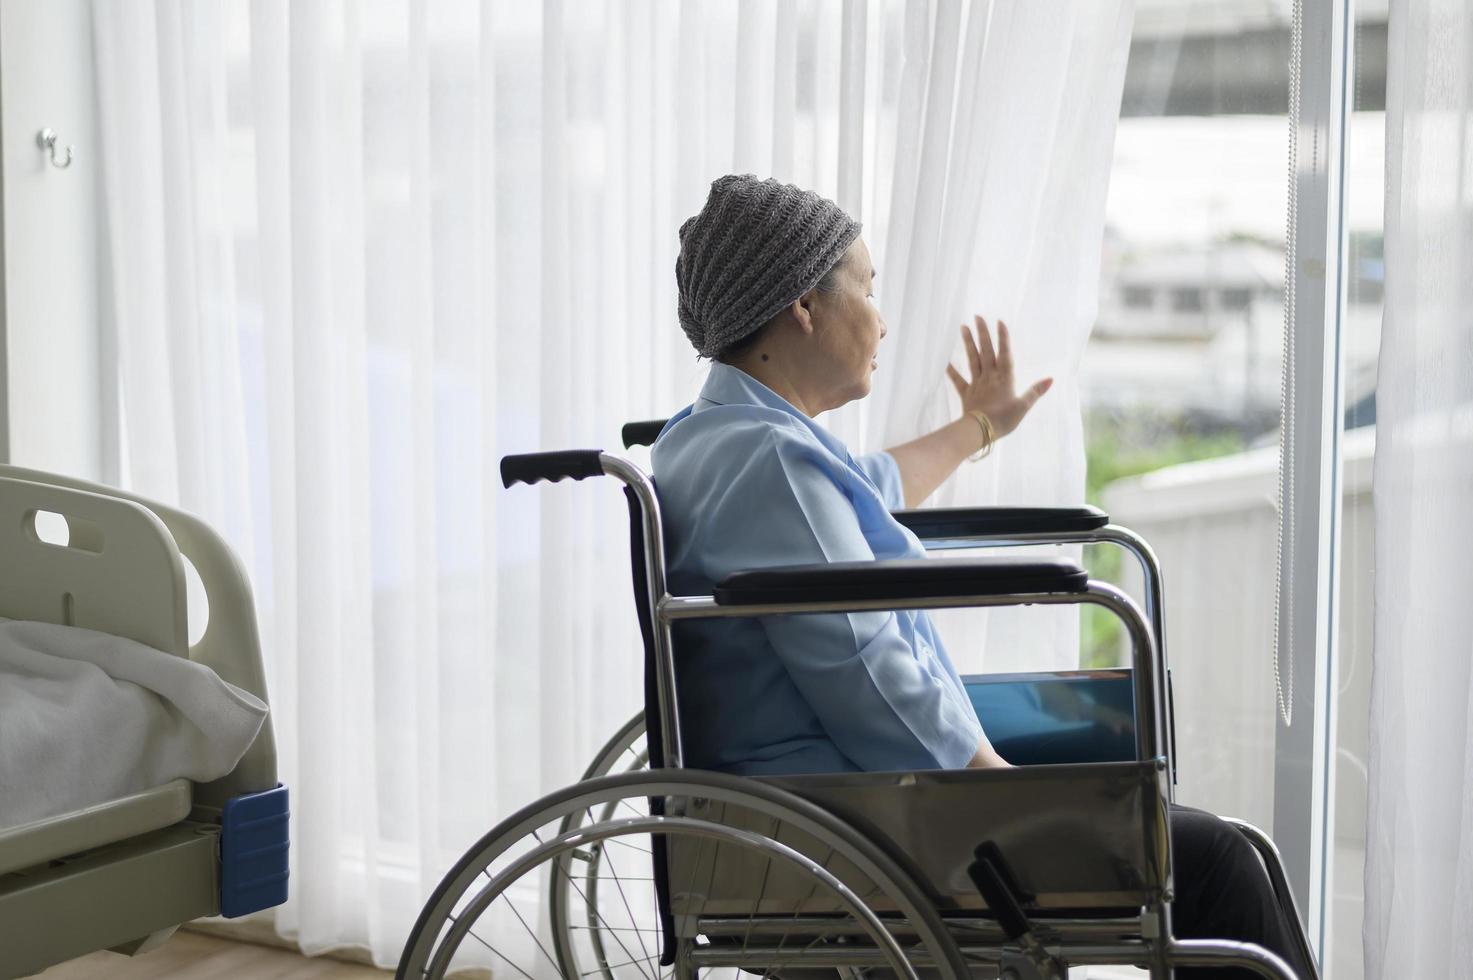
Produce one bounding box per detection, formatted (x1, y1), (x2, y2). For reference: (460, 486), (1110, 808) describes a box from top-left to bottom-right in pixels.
(38, 931), (393, 979)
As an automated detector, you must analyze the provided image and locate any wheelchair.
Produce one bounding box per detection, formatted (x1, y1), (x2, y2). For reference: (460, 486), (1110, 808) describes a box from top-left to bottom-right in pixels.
(396, 421), (1320, 980)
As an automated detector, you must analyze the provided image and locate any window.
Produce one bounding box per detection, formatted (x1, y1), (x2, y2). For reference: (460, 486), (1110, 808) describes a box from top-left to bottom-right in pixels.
(1122, 285), (1154, 309)
(1084, 5), (1388, 975)
(1349, 233), (1385, 305)
(1083, 4), (1298, 970)
(1170, 287), (1204, 312)
(1220, 287), (1253, 310)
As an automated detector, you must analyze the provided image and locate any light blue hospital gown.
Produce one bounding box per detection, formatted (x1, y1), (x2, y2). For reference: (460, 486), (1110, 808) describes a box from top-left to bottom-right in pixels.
(651, 362), (984, 776)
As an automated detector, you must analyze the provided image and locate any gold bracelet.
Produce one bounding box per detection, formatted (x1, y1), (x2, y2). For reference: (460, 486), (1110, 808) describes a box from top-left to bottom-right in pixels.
(966, 410), (995, 462)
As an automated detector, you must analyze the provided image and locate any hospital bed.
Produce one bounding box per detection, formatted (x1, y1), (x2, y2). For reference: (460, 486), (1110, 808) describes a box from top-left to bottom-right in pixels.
(0, 466), (287, 978)
(396, 427), (1320, 979)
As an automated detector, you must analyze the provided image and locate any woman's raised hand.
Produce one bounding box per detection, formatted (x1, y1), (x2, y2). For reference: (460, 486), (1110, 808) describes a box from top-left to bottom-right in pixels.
(945, 315), (1053, 439)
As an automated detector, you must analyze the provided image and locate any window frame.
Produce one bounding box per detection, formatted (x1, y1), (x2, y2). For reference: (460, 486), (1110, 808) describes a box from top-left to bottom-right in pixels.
(1271, 0), (1355, 958)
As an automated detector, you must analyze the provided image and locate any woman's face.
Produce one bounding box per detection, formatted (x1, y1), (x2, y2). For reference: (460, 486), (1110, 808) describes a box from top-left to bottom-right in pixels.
(811, 238), (887, 406)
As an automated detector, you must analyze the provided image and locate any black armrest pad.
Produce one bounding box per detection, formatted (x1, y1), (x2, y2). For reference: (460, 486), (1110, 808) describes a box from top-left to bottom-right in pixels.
(892, 506), (1108, 539)
(714, 557), (1088, 606)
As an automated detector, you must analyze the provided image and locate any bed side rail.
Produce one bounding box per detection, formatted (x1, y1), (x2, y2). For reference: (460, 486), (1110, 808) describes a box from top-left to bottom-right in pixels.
(0, 465), (277, 808)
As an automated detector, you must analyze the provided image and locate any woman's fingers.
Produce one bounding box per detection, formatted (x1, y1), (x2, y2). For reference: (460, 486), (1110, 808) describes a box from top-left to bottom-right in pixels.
(972, 315), (997, 369)
(946, 362), (968, 397)
(996, 319), (1013, 371)
(1022, 376), (1054, 408)
(948, 310), (1051, 435)
(960, 323), (983, 376)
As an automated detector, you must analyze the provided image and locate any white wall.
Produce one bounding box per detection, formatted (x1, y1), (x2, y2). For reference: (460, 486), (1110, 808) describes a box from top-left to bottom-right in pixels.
(0, 0), (104, 479)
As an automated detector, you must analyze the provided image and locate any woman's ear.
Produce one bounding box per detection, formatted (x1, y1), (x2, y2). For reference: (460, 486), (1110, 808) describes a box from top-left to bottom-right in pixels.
(791, 290), (818, 336)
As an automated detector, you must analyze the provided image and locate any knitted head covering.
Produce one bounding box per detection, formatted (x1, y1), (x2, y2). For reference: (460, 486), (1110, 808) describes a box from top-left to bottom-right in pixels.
(676, 174), (863, 359)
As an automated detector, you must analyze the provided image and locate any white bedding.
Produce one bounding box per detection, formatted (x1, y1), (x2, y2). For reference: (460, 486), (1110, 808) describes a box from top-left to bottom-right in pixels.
(0, 617), (268, 828)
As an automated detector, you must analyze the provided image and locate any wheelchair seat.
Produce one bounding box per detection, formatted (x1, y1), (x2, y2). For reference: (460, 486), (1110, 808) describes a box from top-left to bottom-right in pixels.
(671, 761), (1167, 917)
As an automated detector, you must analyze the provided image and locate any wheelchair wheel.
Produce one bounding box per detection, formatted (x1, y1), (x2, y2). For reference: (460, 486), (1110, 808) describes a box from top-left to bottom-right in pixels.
(574, 710), (648, 782)
(548, 711), (647, 980)
(397, 769), (969, 980)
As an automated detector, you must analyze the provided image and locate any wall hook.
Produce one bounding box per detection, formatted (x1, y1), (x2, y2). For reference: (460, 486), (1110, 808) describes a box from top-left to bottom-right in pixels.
(36, 128), (74, 169)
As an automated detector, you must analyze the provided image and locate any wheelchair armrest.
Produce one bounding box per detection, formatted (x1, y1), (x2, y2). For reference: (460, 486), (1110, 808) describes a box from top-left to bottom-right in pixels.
(892, 505), (1109, 540)
(713, 556), (1087, 605)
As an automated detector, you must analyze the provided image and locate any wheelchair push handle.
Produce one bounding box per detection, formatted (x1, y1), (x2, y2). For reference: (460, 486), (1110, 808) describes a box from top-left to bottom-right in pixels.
(622, 420), (668, 449)
(500, 450), (606, 488)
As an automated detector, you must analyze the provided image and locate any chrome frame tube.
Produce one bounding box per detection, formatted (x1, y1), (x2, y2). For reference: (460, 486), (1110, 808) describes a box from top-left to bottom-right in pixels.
(1224, 818), (1321, 980)
(1149, 902), (1176, 979)
(573, 710), (649, 784)
(599, 454), (686, 770)
(1167, 940), (1300, 980)
(918, 523), (1174, 795)
(671, 941), (696, 980)
(689, 945), (939, 970)
(429, 814), (919, 980)
(659, 581), (1163, 766)
(688, 944), (925, 970)
(601, 448), (1175, 782)
(698, 914), (1148, 941)
(689, 938), (1298, 979)
(1069, 526), (1178, 799)
(910, 525), (1164, 655)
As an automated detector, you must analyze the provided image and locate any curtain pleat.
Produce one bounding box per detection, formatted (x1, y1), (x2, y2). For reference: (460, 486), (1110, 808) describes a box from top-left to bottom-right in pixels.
(771, 0), (798, 181)
(1365, 0), (1473, 975)
(90, 0), (1132, 963)
(836, 0), (867, 216)
(865, 3), (1135, 673)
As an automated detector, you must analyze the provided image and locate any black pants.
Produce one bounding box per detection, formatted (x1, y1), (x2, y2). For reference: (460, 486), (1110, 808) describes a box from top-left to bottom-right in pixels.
(1170, 804), (1314, 979)
(763, 804), (1315, 979)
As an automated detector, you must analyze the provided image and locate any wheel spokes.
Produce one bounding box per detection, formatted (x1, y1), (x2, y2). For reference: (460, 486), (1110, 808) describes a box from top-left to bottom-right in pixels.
(404, 771), (950, 980)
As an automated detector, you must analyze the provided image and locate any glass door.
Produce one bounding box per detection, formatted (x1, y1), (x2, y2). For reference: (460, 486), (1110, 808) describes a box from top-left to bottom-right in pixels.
(1083, 1), (1376, 973)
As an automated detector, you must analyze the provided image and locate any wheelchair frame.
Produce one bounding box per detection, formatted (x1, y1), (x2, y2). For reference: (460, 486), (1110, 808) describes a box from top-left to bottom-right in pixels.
(618, 419), (1179, 791)
(399, 437), (1319, 980)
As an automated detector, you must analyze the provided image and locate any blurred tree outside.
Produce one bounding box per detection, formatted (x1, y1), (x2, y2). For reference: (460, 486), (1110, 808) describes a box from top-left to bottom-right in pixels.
(1080, 408), (1249, 668)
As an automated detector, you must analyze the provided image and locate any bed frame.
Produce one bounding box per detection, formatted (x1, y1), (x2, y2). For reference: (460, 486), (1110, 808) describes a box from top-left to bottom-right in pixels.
(0, 465), (286, 978)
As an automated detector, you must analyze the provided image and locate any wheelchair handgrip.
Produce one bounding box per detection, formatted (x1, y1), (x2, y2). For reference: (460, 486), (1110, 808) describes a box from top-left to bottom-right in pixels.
(500, 451), (606, 488)
(967, 842), (1032, 941)
(893, 505), (1109, 539)
(621, 419), (669, 449)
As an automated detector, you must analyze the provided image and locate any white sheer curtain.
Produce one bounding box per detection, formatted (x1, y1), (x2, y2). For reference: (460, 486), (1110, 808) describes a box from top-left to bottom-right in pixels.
(1365, 0), (1473, 976)
(862, 2), (1133, 674)
(89, 0), (1130, 965)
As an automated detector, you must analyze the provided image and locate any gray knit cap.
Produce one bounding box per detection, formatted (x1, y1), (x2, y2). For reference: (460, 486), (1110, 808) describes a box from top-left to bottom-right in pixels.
(676, 174), (863, 358)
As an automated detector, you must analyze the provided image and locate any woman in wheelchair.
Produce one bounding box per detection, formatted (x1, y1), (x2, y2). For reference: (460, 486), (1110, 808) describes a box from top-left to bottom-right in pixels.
(652, 174), (1315, 980)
